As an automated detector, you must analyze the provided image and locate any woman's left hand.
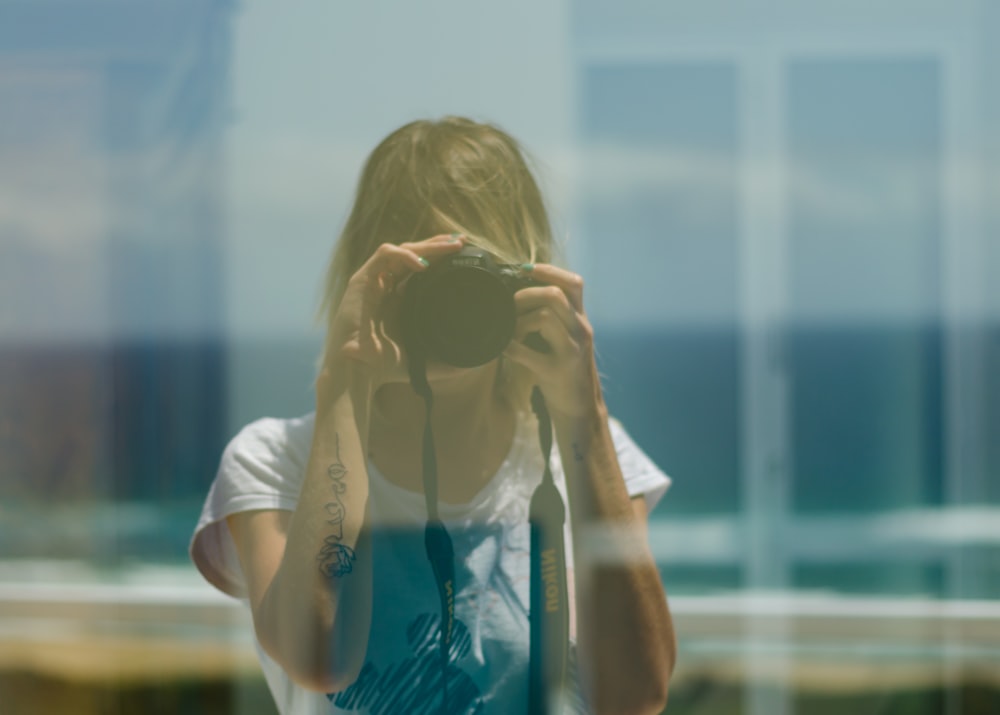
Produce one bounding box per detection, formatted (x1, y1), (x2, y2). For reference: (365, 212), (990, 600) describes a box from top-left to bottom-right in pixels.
(502, 264), (604, 419)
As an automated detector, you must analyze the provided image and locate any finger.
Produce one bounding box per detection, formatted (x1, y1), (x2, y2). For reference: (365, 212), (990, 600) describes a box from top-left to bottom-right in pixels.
(377, 276), (403, 322)
(361, 238), (464, 282)
(406, 232), (465, 246)
(401, 237), (465, 257)
(357, 299), (377, 357)
(513, 286), (578, 334)
(515, 302), (596, 353)
(375, 316), (406, 379)
(399, 233), (465, 258)
(383, 236), (469, 296)
(519, 264), (584, 312)
(360, 243), (430, 277)
(405, 242), (465, 266)
(503, 338), (555, 376)
(376, 269), (395, 294)
(512, 308), (578, 353)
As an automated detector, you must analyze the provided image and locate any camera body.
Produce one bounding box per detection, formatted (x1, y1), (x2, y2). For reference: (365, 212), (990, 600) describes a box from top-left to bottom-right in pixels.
(401, 245), (541, 368)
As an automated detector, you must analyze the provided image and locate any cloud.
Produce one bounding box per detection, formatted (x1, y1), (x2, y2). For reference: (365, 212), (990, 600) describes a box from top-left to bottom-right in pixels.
(0, 139), (108, 253)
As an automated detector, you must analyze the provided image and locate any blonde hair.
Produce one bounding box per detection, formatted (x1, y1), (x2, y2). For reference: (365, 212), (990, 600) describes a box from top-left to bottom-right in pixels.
(319, 116), (558, 410)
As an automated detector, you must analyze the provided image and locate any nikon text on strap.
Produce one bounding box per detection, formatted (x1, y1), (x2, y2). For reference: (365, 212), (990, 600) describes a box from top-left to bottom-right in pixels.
(528, 386), (570, 715)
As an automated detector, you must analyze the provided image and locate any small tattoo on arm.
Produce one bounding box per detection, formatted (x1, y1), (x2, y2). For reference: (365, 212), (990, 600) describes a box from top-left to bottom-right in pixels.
(318, 538), (356, 578)
(325, 459), (348, 539)
(318, 433), (356, 577)
(572, 442), (585, 462)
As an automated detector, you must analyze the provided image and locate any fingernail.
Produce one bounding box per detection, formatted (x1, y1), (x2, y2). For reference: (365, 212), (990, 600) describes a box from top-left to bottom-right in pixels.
(520, 263), (534, 272)
(419, 257), (430, 267)
(448, 233), (462, 242)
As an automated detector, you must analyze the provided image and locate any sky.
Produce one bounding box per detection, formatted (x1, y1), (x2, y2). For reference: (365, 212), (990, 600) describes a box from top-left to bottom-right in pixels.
(0, 0), (997, 344)
(222, 0), (576, 340)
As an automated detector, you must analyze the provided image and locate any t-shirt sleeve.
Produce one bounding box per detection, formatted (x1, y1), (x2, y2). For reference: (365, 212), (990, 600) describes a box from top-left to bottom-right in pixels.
(608, 416), (672, 513)
(189, 415), (313, 599)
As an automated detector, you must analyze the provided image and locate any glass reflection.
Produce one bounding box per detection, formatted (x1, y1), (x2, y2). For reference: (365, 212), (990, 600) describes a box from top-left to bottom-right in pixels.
(2, 0), (999, 713)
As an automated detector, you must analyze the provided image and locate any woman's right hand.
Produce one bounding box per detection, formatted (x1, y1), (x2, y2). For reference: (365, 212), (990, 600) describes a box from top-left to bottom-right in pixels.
(320, 234), (464, 391)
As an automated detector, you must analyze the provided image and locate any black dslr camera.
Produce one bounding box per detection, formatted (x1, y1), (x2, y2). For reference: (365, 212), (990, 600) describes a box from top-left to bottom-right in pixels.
(401, 245), (542, 368)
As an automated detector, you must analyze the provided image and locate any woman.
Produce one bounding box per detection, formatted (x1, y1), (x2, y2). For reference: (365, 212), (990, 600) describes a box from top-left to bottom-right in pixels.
(191, 116), (676, 715)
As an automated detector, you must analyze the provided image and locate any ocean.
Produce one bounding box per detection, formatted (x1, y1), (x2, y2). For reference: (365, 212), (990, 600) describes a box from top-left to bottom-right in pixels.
(1, 325), (997, 597)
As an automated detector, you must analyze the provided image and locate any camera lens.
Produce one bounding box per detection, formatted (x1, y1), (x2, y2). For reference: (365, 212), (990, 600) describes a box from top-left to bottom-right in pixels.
(423, 267), (514, 367)
(405, 261), (516, 368)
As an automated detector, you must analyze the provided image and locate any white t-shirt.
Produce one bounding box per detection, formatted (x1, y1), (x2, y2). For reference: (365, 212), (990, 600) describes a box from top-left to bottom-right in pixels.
(190, 411), (671, 715)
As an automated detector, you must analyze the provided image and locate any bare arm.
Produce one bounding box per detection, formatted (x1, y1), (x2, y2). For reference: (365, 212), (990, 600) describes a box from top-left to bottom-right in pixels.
(227, 366), (375, 692)
(226, 236), (466, 693)
(505, 263), (676, 714)
(555, 408), (676, 715)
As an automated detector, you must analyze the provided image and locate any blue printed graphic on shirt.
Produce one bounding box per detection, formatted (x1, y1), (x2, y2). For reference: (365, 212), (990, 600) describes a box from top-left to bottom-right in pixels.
(327, 614), (483, 714)
(321, 523), (532, 714)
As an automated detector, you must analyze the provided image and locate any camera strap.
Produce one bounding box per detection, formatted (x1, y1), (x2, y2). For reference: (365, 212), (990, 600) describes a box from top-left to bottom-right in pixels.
(407, 348), (456, 713)
(408, 354), (569, 715)
(528, 386), (570, 715)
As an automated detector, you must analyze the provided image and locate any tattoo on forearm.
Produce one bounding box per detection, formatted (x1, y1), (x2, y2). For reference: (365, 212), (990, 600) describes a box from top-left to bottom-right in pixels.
(318, 537), (355, 578)
(572, 441), (585, 462)
(324, 455), (348, 540)
(318, 433), (356, 578)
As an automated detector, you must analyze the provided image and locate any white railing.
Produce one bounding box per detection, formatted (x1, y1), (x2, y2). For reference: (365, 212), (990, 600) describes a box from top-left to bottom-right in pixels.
(2, 557), (998, 686)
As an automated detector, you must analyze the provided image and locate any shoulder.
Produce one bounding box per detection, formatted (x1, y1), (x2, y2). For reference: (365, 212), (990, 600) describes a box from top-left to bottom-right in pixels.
(534, 410), (671, 507)
(226, 412), (315, 458)
(606, 415), (651, 457)
(209, 412), (317, 517)
(220, 413), (316, 487)
(606, 415), (673, 510)
(190, 412), (316, 598)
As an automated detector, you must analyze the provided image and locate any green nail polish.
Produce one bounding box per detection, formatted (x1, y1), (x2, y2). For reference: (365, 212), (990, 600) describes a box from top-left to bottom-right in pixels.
(419, 257), (430, 267)
(520, 263), (534, 272)
(450, 232), (461, 239)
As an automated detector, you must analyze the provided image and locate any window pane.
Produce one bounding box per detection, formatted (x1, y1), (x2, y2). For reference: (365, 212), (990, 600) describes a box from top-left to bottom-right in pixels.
(787, 58), (944, 513)
(580, 62), (741, 515)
